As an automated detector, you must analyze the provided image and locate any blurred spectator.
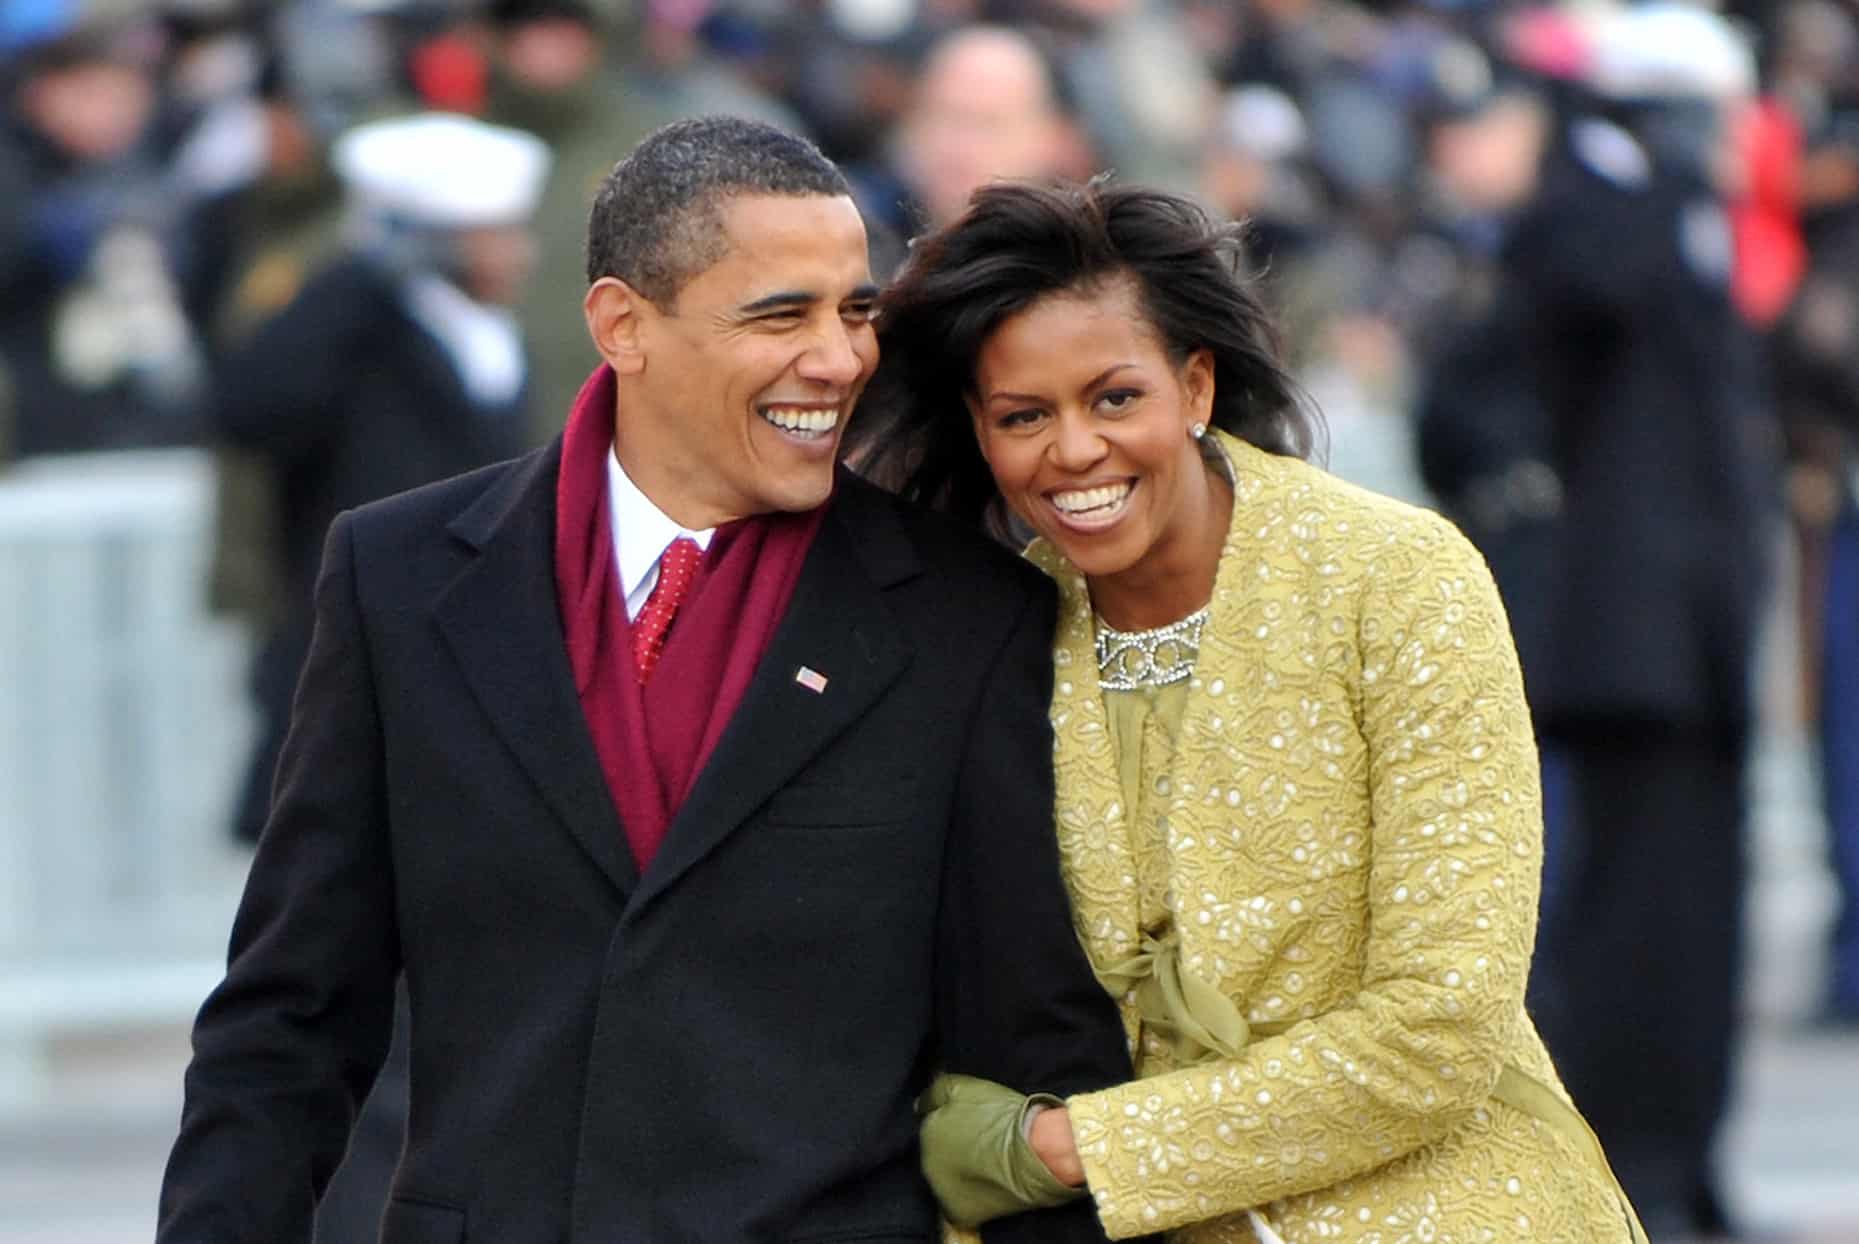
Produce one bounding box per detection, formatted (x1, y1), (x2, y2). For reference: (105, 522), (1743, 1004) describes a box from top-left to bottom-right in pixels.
(1219, 0), (1336, 99)
(215, 112), (549, 847)
(1729, 85), (1806, 331)
(483, 0), (663, 434)
(757, 0), (941, 168)
(1769, 42), (1859, 1027)
(267, 0), (406, 139)
(1498, 8), (1778, 1236)
(629, 0), (805, 136)
(1198, 82), (1325, 273)
(202, 48), (350, 630)
(1776, 202), (1859, 1024)
(1413, 62), (1559, 690)
(0, 0), (227, 456)
(1039, 0), (1216, 193)
(851, 22), (1078, 273)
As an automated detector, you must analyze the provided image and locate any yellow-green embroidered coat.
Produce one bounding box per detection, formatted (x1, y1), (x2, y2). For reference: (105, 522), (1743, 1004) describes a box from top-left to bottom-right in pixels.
(1033, 432), (1638, 1244)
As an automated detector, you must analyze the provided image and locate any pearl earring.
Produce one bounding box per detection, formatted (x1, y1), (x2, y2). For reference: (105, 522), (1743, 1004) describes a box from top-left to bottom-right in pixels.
(1189, 421), (1207, 441)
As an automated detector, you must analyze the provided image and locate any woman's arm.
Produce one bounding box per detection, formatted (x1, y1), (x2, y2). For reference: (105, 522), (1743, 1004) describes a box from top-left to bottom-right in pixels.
(1065, 516), (1545, 1238)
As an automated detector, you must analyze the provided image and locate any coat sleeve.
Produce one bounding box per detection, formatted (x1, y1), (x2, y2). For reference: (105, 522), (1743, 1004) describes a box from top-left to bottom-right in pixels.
(1065, 520), (1545, 1237)
(157, 512), (401, 1243)
(211, 260), (380, 461)
(933, 575), (1137, 1244)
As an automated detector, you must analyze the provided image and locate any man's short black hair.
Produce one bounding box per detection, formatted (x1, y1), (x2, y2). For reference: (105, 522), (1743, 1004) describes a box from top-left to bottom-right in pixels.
(585, 116), (852, 304)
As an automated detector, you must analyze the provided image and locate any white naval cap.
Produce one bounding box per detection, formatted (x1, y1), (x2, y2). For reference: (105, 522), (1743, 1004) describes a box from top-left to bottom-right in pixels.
(333, 112), (552, 229)
(1584, 3), (1755, 102)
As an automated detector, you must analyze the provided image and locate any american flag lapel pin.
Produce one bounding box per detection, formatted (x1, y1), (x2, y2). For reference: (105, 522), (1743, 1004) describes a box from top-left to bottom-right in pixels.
(795, 666), (829, 694)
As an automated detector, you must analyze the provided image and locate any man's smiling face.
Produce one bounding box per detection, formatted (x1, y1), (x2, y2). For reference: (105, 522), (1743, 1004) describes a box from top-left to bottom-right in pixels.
(616, 193), (879, 529)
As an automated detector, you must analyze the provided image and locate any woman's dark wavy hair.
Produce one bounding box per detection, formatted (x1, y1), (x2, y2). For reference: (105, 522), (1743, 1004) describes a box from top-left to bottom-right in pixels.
(847, 177), (1320, 534)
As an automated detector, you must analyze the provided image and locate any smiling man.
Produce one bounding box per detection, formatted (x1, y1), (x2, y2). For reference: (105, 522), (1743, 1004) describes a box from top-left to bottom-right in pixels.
(155, 117), (1130, 1244)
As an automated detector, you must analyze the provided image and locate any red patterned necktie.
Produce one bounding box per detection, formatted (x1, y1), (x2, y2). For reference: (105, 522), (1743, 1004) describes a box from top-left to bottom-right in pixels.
(632, 537), (702, 684)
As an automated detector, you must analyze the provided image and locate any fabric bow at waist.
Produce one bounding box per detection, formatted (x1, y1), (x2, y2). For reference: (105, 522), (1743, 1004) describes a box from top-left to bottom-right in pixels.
(1098, 930), (1291, 1063)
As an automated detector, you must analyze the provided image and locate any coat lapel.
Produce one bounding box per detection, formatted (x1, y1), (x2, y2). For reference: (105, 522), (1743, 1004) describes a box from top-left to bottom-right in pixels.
(1030, 540), (1143, 984)
(433, 442), (640, 898)
(625, 477), (915, 917)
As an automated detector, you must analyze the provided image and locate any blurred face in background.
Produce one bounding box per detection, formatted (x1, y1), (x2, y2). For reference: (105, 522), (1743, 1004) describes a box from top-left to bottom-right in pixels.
(1428, 93), (1549, 217)
(456, 222), (539, 307)
(19, 57), (155, 162)
(901, 28), (1069, 226)
(498, 15), (598, 91)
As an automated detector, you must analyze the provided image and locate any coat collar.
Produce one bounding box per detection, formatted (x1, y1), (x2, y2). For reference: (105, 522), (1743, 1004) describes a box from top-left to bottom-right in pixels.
(436, 440), (641, 895)
(435, 448), (919, 907)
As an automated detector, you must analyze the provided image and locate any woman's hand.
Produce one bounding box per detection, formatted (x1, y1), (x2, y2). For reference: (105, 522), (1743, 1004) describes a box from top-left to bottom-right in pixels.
(916, 1073), (1087, 1226)
(1027, 1105), (1085, 1187)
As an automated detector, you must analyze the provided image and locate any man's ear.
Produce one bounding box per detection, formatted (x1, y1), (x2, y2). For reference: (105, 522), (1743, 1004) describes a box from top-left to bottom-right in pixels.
(584, 277), (649, 376)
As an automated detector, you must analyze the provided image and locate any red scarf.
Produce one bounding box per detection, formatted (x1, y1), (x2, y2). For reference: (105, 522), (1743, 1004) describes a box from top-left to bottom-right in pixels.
(554, 366), (825, 870)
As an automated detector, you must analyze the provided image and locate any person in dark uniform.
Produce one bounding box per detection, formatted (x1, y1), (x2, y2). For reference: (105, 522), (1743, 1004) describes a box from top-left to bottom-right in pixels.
(218, 112), (549, 847)
(1496, 10), (1777, 1236)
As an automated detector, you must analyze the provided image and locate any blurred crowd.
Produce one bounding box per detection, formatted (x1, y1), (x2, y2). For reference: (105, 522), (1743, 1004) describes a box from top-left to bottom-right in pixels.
(4, 0), (1859, 1239)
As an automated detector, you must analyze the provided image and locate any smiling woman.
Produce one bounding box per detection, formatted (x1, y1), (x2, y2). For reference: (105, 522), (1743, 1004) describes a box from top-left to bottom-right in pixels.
(964, 277), (1225, 630)
(849, 179), (1649, 1244)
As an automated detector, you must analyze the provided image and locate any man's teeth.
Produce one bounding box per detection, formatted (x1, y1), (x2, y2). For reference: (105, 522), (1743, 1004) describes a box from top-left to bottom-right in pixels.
(1051, 482), (1133, 514)
(760, 406), (840, 435)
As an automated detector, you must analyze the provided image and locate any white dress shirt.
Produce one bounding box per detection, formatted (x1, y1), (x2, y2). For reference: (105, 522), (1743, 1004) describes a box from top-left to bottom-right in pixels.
(606, 450), (715, 621)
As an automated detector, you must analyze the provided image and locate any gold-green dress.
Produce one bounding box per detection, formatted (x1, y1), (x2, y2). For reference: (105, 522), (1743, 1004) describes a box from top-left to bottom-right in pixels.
(1034, 430), (1643, 1243)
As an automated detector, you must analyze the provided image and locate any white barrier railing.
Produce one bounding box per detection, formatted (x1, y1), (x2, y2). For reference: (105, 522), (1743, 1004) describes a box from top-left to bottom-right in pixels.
(0, 450), (253, 1110)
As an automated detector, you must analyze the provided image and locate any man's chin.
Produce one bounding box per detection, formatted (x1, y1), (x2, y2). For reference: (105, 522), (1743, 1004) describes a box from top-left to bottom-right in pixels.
(759, 468), (837, 515)
(782, 479), (837, 513)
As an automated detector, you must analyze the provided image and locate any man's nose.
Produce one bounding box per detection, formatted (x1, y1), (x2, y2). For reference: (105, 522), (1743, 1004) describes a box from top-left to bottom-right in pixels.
(798, 319), (866, 387)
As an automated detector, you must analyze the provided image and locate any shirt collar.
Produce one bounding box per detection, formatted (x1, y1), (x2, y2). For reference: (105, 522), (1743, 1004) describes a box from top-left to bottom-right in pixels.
(606, 448), (715, 605)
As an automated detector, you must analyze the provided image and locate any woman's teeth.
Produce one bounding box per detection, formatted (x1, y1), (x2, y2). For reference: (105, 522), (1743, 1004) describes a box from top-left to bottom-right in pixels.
(760, 406), (839, 438)
(1051, 482), (1133, 516)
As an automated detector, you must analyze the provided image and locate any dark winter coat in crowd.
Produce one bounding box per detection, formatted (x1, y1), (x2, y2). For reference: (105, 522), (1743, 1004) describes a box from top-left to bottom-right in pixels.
(1504, 128), (1774, 738)
(1494, 117), (1777, 1238)
(1415, 239), (1562, 691)
(214, 252), (532, 843)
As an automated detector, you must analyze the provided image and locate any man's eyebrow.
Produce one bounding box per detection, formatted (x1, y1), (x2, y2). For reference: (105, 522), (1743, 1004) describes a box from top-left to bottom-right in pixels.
(738, 284), (880, 315)
(739, 290), (819, 315)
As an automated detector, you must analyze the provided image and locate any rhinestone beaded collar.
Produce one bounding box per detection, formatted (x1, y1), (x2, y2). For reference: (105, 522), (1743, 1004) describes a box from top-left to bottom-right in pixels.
(1095, 606), (1210, 691)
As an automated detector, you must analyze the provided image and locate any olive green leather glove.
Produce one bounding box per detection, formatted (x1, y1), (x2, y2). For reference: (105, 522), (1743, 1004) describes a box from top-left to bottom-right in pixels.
(917, 1072), (1086, 1228)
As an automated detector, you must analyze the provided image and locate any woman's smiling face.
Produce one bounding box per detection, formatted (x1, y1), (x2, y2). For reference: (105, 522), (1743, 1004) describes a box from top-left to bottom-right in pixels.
(967, 278), (1219, 593)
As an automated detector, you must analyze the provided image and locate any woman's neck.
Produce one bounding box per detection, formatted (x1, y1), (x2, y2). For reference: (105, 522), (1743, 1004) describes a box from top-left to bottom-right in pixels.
(1088, 463), (1232, 631)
